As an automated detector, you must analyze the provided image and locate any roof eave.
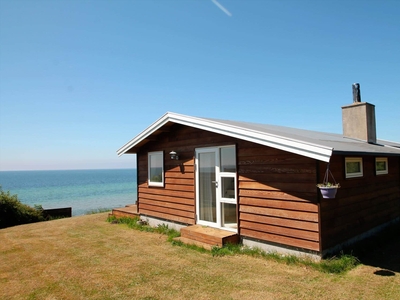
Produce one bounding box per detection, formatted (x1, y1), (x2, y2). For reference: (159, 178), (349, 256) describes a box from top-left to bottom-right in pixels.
(117, 112), (171, 156)
(117, 112), (333, 162)
(332, 149), (400, 157)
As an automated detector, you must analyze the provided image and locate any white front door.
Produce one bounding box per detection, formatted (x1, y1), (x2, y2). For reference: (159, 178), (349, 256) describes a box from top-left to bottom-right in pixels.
(195, 146), (237, 232)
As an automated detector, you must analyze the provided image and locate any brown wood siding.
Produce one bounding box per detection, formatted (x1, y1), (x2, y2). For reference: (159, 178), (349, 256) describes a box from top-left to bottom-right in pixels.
(237, 142), (320, 252)
(319, 155), (400, 250)
(137, 124), (239, 225)
(137, 125), (321, 251)
(134, 122), (400, 255)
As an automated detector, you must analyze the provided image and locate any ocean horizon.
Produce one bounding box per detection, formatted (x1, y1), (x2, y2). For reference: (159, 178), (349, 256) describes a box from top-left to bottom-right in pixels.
(0, 169), (137, 216)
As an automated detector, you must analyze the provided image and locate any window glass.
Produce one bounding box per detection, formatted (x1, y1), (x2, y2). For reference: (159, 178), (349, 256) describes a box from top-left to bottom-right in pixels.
(198, 151), (216, 222)
(220, 147), (236, 172)
(221, 203), (237, 229)
(347, 162), (361, 173)
(148, 151), (164, 186)
(376, 157), (388, 175)
(345, 157), (363, 178)
(221, 177), (235, 199)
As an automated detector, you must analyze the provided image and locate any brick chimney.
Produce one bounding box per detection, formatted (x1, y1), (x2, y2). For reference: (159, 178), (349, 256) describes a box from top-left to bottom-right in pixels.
(342, 83), (377, 144)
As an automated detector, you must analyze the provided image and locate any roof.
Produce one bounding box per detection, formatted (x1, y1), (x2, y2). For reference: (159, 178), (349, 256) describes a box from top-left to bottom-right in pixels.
(117, 112), (400, 162)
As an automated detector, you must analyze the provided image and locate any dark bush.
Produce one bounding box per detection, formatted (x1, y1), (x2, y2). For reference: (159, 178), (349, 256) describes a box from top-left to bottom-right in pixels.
(0, 188), (44, 229)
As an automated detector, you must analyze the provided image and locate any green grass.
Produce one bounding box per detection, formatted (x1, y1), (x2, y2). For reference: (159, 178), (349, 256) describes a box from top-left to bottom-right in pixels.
(107, 216), (181, 240)
(108, 216), (360, 274)
(210, 243), (359, 274)
(318, 254), (360, 274)
(2, 213), (399, 300)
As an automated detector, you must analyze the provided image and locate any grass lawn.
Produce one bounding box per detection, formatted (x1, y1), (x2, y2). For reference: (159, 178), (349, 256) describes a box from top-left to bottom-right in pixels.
(1, 213), (399, 300)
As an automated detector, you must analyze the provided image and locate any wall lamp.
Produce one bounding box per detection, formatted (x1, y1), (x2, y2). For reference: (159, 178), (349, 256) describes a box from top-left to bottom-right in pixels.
(169, 151), (179, 160)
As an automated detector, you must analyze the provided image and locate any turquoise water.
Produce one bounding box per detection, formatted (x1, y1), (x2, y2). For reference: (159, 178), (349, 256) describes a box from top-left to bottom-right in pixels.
(0, 169), (137, 216)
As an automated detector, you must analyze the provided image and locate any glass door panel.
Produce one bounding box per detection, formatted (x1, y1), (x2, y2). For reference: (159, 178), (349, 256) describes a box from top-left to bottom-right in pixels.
(198, 151), (216, 223)
(221, 203), (237, 230)
(221, 176), (235, 199)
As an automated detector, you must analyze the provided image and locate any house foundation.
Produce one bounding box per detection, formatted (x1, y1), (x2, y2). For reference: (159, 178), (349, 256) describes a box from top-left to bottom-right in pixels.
(242, 237), (321, 261)
(140, 215), (188, 232)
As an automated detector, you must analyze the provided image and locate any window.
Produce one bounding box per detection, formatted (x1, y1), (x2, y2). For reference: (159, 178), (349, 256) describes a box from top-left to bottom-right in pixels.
(220, 147), (236, 172)
(148, 151), (164, 186)
(376, 157), (388, 175)
(345, 157), (363, 178)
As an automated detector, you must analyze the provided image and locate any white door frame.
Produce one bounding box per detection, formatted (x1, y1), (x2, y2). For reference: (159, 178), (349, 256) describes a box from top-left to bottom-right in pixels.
(195, 145), (237, 232)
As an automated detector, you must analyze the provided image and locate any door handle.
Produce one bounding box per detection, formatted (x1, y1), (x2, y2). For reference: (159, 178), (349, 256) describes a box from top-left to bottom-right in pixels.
(211, 180), (218, 187)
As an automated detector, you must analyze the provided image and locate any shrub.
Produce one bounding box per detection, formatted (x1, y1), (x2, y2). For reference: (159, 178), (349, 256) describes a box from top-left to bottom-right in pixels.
(0, 187), (44, 229)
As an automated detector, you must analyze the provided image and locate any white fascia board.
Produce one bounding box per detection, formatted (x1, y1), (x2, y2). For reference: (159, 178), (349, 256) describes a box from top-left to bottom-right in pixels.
(117, 112), (172, 156)
(117, 112), (333, 162)
(169, 113), (333, 162)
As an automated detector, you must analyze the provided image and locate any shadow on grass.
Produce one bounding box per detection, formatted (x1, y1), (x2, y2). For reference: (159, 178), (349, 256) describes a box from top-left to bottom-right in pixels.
(342, 221), (400, 275)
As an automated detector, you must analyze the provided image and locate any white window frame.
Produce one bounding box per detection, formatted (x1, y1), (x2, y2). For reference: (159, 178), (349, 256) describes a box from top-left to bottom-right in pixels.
(148, 151), (164, 187)
(376, 157), (388, 175)
(345, 157), (363, 178)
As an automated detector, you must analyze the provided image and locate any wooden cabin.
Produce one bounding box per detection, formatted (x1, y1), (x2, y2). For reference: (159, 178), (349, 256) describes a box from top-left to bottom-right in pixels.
(117, 100), (400, 258)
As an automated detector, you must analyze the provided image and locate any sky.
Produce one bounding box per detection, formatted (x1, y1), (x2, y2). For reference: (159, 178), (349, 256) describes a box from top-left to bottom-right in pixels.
(0, 0), (399, 171)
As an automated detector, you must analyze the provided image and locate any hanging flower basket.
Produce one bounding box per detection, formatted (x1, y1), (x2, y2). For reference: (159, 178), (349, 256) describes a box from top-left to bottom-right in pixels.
(318, 185), (339, 199)
(317, 164), (340, 199)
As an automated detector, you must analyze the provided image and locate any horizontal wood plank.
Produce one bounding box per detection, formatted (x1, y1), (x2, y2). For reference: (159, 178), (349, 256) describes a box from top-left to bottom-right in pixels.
(140, 209), (195, 225)
(240, 205), (318, 222)
(238, 154), (316, 165)
(240, 197), (318, 213)
(240, 220), (319, 241)
(139, 186), (194, 199)
(164, 184), (195, 192)
(239, 189), (316, 202)
(239, 173), (315, 183)
(240, 212), (319, 232)
(165, 177), (194, 185)
(241, 228), (320, 252)
(239, 181), (316, 193)
(139, 192), (194, 205)
(140, 198), (194, 212)
(140, 203), (194, 219)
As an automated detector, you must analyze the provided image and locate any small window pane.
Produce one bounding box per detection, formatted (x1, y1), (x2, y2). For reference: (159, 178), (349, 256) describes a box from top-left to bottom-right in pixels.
(376, 158), (388, 175)
(347, 162), (361, 173)
(220, 147), (236, 172)
(376, 161), (386, 171)
(221, 177), (235, 199)
(345, 157), (363, 178)
(221, 203), (237, 230)
(148, 152), (163, 186)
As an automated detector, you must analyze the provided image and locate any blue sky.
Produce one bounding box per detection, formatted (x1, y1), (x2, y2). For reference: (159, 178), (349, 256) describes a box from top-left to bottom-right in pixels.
(0, 0), (399, 171)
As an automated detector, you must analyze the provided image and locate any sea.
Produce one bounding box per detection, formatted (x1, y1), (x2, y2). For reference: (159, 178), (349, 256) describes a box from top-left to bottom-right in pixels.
(0, 169), (137, 216)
